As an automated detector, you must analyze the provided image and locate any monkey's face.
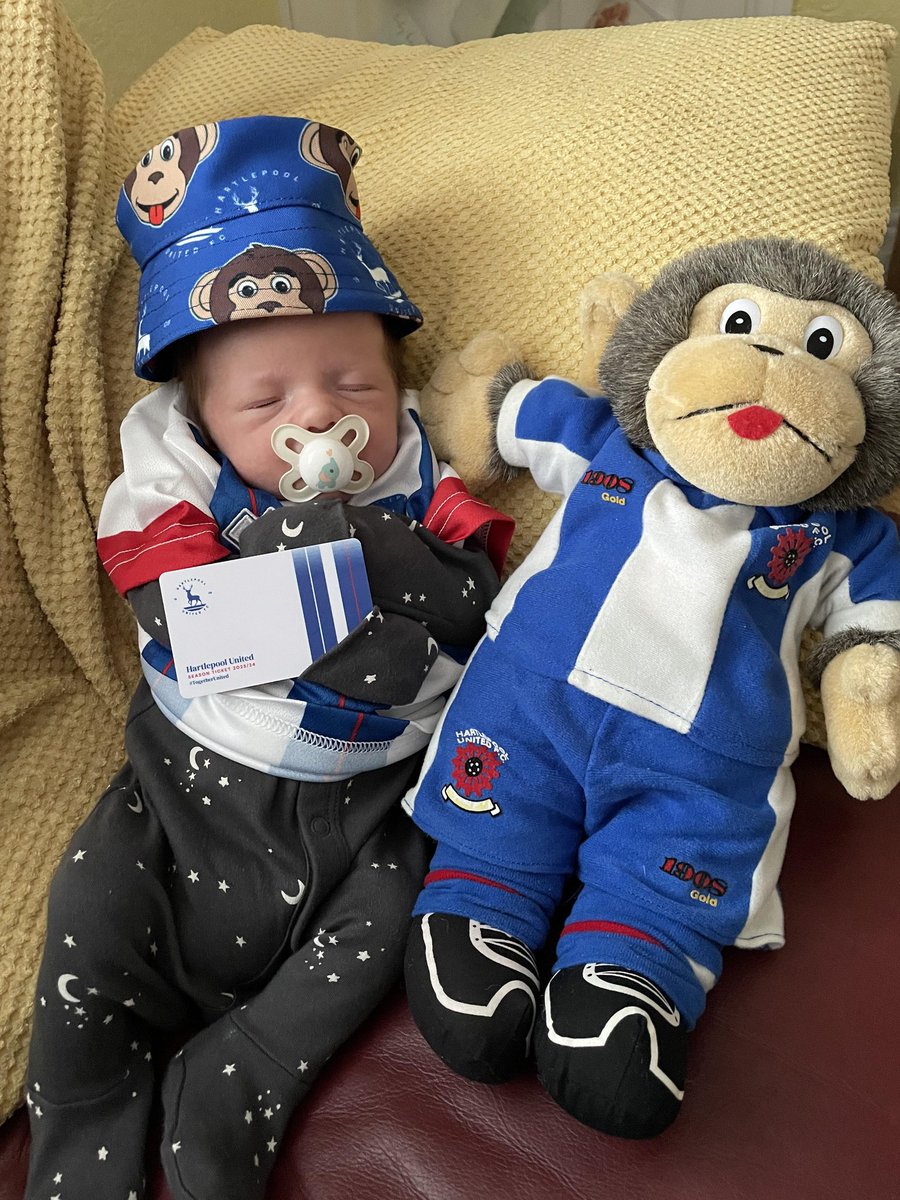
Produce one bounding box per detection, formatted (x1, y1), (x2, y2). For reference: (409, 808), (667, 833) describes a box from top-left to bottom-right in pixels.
(128, 136), (189, 226)
(227, 268), (314, 317)
(645, 284), (872, 505)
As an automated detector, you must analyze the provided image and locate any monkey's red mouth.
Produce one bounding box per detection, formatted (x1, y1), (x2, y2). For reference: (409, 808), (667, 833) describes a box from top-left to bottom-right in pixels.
(136, 191), (179, 225)
(677, 401), (832, 463)
(727, 405), (783, 439)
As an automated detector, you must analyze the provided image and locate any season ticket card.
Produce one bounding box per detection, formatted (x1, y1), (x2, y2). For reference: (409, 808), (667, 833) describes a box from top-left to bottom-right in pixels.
(161, 539), (372, 697)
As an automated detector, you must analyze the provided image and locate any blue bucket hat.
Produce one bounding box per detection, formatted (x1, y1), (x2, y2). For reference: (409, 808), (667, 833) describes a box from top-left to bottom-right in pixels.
(116, 114), (423, 381)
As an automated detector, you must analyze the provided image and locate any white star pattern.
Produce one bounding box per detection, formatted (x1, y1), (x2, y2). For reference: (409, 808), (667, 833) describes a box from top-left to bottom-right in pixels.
(188, 870), (199, 883)
(327, 973), (340, 983)
(276, 542), (287, 551)
(202, 796), (212, 806)
(63, 934), (76, 948)
(357, 951), (370, 961)
(402, 593), (412, 603)
(298, 1061), (308, 1072)
(467, 577), (475, 589)
(97, 1146), (108, 1161)
(419, 594), (426, 602)
(219, 776), (230, 788)
(244, 1109), (253, 1123)
(223, 1063), (236, 1075)
(218, 880), (230, 892)
(53, 1173), (62, 1184)
(381, 512), (391, 521)
(72, 849), (85, 862)
(236, 936), (246, 947)
(154, 617), (162, 626)
(268, 1138), (278, 1152)
(364, 673), (377, 684)
(172, 1141), (181, 1153)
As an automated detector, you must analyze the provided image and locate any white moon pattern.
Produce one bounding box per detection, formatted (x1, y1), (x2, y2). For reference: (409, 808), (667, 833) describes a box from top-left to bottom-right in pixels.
(127, 791), (143, 813)
(280, 880), (306, 905)
(58, 974), (80, 1004)
(281, 518), (304, 538)
(188, 746), (204, 771)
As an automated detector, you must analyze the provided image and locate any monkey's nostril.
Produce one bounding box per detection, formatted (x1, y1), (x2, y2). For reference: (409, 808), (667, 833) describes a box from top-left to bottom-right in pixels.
(753, 343), (784, 356)
(147, 171), (164, 184)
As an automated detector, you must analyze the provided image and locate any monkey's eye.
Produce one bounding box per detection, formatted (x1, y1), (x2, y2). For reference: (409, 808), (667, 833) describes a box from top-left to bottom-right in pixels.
(235, 279), (259, 299)
(720, 299), (761, 335)
(803, 315), (844, 361)
(160, 138), (176, 162)
(350, 145), (362, 167)
(270, 274), (294, 295)
(140, 149), (153, 168)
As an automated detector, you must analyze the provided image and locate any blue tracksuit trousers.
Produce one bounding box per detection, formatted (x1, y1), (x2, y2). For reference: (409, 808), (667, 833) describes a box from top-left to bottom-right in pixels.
(403, 636), (793, 1027)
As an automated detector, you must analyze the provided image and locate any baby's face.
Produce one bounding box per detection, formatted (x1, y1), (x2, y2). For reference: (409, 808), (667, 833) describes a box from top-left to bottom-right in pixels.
(193, 312), (401, 498)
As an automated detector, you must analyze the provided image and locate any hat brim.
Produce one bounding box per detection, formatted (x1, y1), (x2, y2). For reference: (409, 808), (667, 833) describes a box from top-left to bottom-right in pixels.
(133, 205), (421, 381)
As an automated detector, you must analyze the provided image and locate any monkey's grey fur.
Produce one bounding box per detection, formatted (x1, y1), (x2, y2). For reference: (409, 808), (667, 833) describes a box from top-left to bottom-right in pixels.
(598, 237), (900, 512)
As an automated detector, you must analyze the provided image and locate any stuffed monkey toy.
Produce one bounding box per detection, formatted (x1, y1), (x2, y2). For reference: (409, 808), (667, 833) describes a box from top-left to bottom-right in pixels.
(401, 238), (900, 1138)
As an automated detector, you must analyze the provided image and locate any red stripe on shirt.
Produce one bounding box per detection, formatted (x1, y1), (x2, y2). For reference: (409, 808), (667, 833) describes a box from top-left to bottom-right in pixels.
(422, 477), (515, 575)
(97, 500), (231, 595)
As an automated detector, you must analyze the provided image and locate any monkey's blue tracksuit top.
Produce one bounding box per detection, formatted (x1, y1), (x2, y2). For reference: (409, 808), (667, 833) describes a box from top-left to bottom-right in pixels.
(403, 377), (900, 1017)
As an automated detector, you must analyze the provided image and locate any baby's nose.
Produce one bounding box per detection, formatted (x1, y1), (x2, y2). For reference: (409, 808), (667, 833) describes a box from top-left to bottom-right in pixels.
(291, 393), (343, 434)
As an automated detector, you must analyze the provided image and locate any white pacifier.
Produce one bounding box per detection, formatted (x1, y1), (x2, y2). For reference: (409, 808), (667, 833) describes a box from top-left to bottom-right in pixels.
(271, 414), (375, 502)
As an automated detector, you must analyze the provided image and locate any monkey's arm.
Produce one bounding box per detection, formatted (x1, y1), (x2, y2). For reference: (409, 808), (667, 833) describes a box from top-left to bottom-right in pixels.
(418, 275), (637, 493)
(418, 332), (525, 493)
(807, 509), (900, 799)
(820, 643), (900, 800)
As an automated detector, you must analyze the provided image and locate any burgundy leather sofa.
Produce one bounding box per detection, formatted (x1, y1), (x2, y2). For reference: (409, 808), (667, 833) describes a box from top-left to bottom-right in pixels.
(1, 744), (896, 1199)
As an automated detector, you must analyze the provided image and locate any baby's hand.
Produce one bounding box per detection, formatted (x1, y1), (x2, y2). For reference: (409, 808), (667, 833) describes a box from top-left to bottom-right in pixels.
(821, 641), (900, 800)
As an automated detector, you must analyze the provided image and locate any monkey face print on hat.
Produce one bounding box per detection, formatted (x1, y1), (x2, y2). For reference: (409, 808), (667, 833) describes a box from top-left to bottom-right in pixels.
(117, 115), (422, 381)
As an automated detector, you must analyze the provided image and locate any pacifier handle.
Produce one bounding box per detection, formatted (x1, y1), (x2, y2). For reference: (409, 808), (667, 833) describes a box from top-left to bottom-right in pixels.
(271, 414), (375, 502)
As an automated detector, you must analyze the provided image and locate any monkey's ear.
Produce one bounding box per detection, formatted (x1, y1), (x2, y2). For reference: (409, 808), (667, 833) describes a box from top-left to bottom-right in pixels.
(195, 123), (218, 162)
(301, 251), (338, 301)
(575, 273), (642, 391)
(189, 269), (219, 321)
(299, 122), (325, 169)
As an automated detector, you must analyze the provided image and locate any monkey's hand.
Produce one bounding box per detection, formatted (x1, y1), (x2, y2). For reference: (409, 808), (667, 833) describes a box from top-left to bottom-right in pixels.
(575, 273), (642, 391)
(419, 331), (524, 492)
(821, 642), (900, 800)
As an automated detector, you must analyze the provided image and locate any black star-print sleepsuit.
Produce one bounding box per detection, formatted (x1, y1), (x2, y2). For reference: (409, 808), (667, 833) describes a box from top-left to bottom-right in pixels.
(25, 501), (500, 1200)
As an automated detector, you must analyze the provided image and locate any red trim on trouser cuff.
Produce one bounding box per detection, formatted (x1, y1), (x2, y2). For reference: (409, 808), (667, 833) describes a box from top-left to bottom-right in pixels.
(561, 920), (665, 948)
(424, 869), (522, 896)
